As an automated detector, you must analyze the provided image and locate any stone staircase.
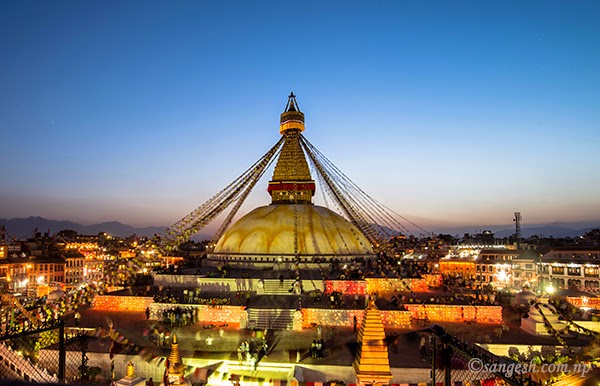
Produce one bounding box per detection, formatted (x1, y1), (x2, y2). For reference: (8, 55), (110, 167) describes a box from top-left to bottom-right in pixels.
(0, 342), (59, 383)
(262, 279), (296, 295)
(247, 308), (296, 330)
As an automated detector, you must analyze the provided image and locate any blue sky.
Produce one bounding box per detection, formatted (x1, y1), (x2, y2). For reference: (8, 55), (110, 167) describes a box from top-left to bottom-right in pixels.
(1, 1), (599, 232)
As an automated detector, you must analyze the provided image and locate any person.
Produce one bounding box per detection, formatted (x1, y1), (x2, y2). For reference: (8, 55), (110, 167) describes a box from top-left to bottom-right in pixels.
(420, 334), (426, 356)
(316, 339), (323, 359)
(392, 334), (399, 354)
(353, 315), (357, 332)
(147, 378), (154, 386)
(145, 307), (150, 320)
(74, 311), (81, 327)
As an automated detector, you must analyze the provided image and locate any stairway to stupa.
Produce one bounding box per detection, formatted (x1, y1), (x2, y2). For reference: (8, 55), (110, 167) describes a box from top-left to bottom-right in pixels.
(262, 279), (296, 295)
(247, 308), (296, 330)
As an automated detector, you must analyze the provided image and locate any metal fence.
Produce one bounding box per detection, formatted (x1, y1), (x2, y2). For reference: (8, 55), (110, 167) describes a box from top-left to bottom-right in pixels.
(0, 320), (93, 384)
(426, 325), (542, 386)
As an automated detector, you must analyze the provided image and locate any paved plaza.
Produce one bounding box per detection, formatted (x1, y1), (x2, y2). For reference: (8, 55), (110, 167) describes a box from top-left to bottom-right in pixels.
(66, 304), (430, 370)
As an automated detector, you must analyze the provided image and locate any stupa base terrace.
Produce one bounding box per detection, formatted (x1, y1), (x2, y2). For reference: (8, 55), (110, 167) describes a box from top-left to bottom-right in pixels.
(65, 288), (586, 386)
(91, 268), (503, 331)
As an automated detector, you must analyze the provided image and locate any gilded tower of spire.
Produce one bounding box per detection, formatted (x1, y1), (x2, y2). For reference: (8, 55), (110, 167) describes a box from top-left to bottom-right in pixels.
(268, 93), (316, 204)
(166, 334), (187, 385)
(353, 300), (393, 385)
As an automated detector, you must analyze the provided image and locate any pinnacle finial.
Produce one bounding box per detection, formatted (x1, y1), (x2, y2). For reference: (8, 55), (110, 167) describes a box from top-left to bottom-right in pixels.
(284, 92), (300, 112)
(280, 92), (305, 134)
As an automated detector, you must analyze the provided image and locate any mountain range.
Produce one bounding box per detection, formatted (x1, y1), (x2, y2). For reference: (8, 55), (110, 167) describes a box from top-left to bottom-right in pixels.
(432, 220), (600, 238)
(0, 216), (598, 241)
(0, 216), (166, 239)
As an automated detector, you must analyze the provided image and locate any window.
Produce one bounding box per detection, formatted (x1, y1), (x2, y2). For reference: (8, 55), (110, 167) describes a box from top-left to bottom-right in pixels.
(568, 267), (581, 276)
(585, 267), (598, 277)
(552, 266), (565, 275)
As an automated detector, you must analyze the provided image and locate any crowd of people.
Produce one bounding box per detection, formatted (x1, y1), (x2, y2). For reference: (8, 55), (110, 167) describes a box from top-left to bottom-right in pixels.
(236, 330), (269, 369)
(143, 324), (173, 347)
(159, 306), (197, 327)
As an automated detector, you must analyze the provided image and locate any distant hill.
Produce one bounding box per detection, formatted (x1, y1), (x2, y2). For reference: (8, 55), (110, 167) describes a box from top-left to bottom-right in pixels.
(433, 220), (600, 239)
(0, 216), (167, 239)
(1, 216), (597, 241)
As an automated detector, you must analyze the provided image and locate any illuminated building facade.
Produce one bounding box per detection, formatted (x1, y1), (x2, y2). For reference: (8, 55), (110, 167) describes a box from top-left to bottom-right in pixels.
(511, 252), (539, 289)
(538, 247), (600, 291)
(64, 251), (85, 286)
(475, 249), (521, 288)
(439, 259), (476, 277)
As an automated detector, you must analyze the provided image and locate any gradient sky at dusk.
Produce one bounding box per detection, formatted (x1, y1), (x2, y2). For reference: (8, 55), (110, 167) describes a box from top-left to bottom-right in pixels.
(1, 1), (599, 233)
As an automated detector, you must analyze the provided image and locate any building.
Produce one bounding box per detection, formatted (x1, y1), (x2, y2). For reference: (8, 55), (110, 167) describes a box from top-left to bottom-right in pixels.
(27, 256), (65, 296)
(538, 247), (600, 292)
(474, 248), (522, 288)
(439, 259), (476, 277)
(64, 251), (85, 287)
(84, 257), (105, 283)
(511, 251), (540, 289)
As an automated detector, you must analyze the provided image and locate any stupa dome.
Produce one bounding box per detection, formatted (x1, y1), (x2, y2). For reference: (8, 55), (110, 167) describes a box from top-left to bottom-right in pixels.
(210, 204), (374, 258)
(514, 290), (537, 307)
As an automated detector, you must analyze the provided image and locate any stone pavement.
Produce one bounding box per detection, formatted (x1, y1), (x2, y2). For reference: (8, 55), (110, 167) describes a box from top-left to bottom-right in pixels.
(67, 305), (430, 370)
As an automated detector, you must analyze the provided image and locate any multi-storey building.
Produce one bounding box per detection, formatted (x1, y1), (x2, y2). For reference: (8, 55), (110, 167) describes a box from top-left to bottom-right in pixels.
(511, 251), (540, 289)
(6, 256), (32, 294)
(474, 248), (522, 288)
(26, 256), (65, 296)
(63, 252), (85, 287)
(84, 257), (105, 283)
(538, 247), (600, 292)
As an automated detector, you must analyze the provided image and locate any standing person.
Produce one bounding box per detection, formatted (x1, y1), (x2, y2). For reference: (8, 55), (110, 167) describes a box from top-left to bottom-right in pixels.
(353, 315), (357, 332)
(74, 310), (81, 327)
(316, 340), (323, 359)
(145, 307), (150, 320)
(147, 378), (154, 386)
(237, 346), (243, 364)
(420, 334), (426, 357)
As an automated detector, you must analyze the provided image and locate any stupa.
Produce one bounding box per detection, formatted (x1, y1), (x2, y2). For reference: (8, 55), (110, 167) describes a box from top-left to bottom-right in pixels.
(353, 300), (393, 385)
(160, 334), (191, 386)
(114, 362), (146, 386)
(207, 94), (375, 267)
(521, 298), (567, 336)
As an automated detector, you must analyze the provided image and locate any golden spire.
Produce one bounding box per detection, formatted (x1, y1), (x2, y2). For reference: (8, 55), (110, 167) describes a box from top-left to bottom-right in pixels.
(167, 334), (185, 377)
(268, 93), (316, 204)
(353, 302), (393, 385)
